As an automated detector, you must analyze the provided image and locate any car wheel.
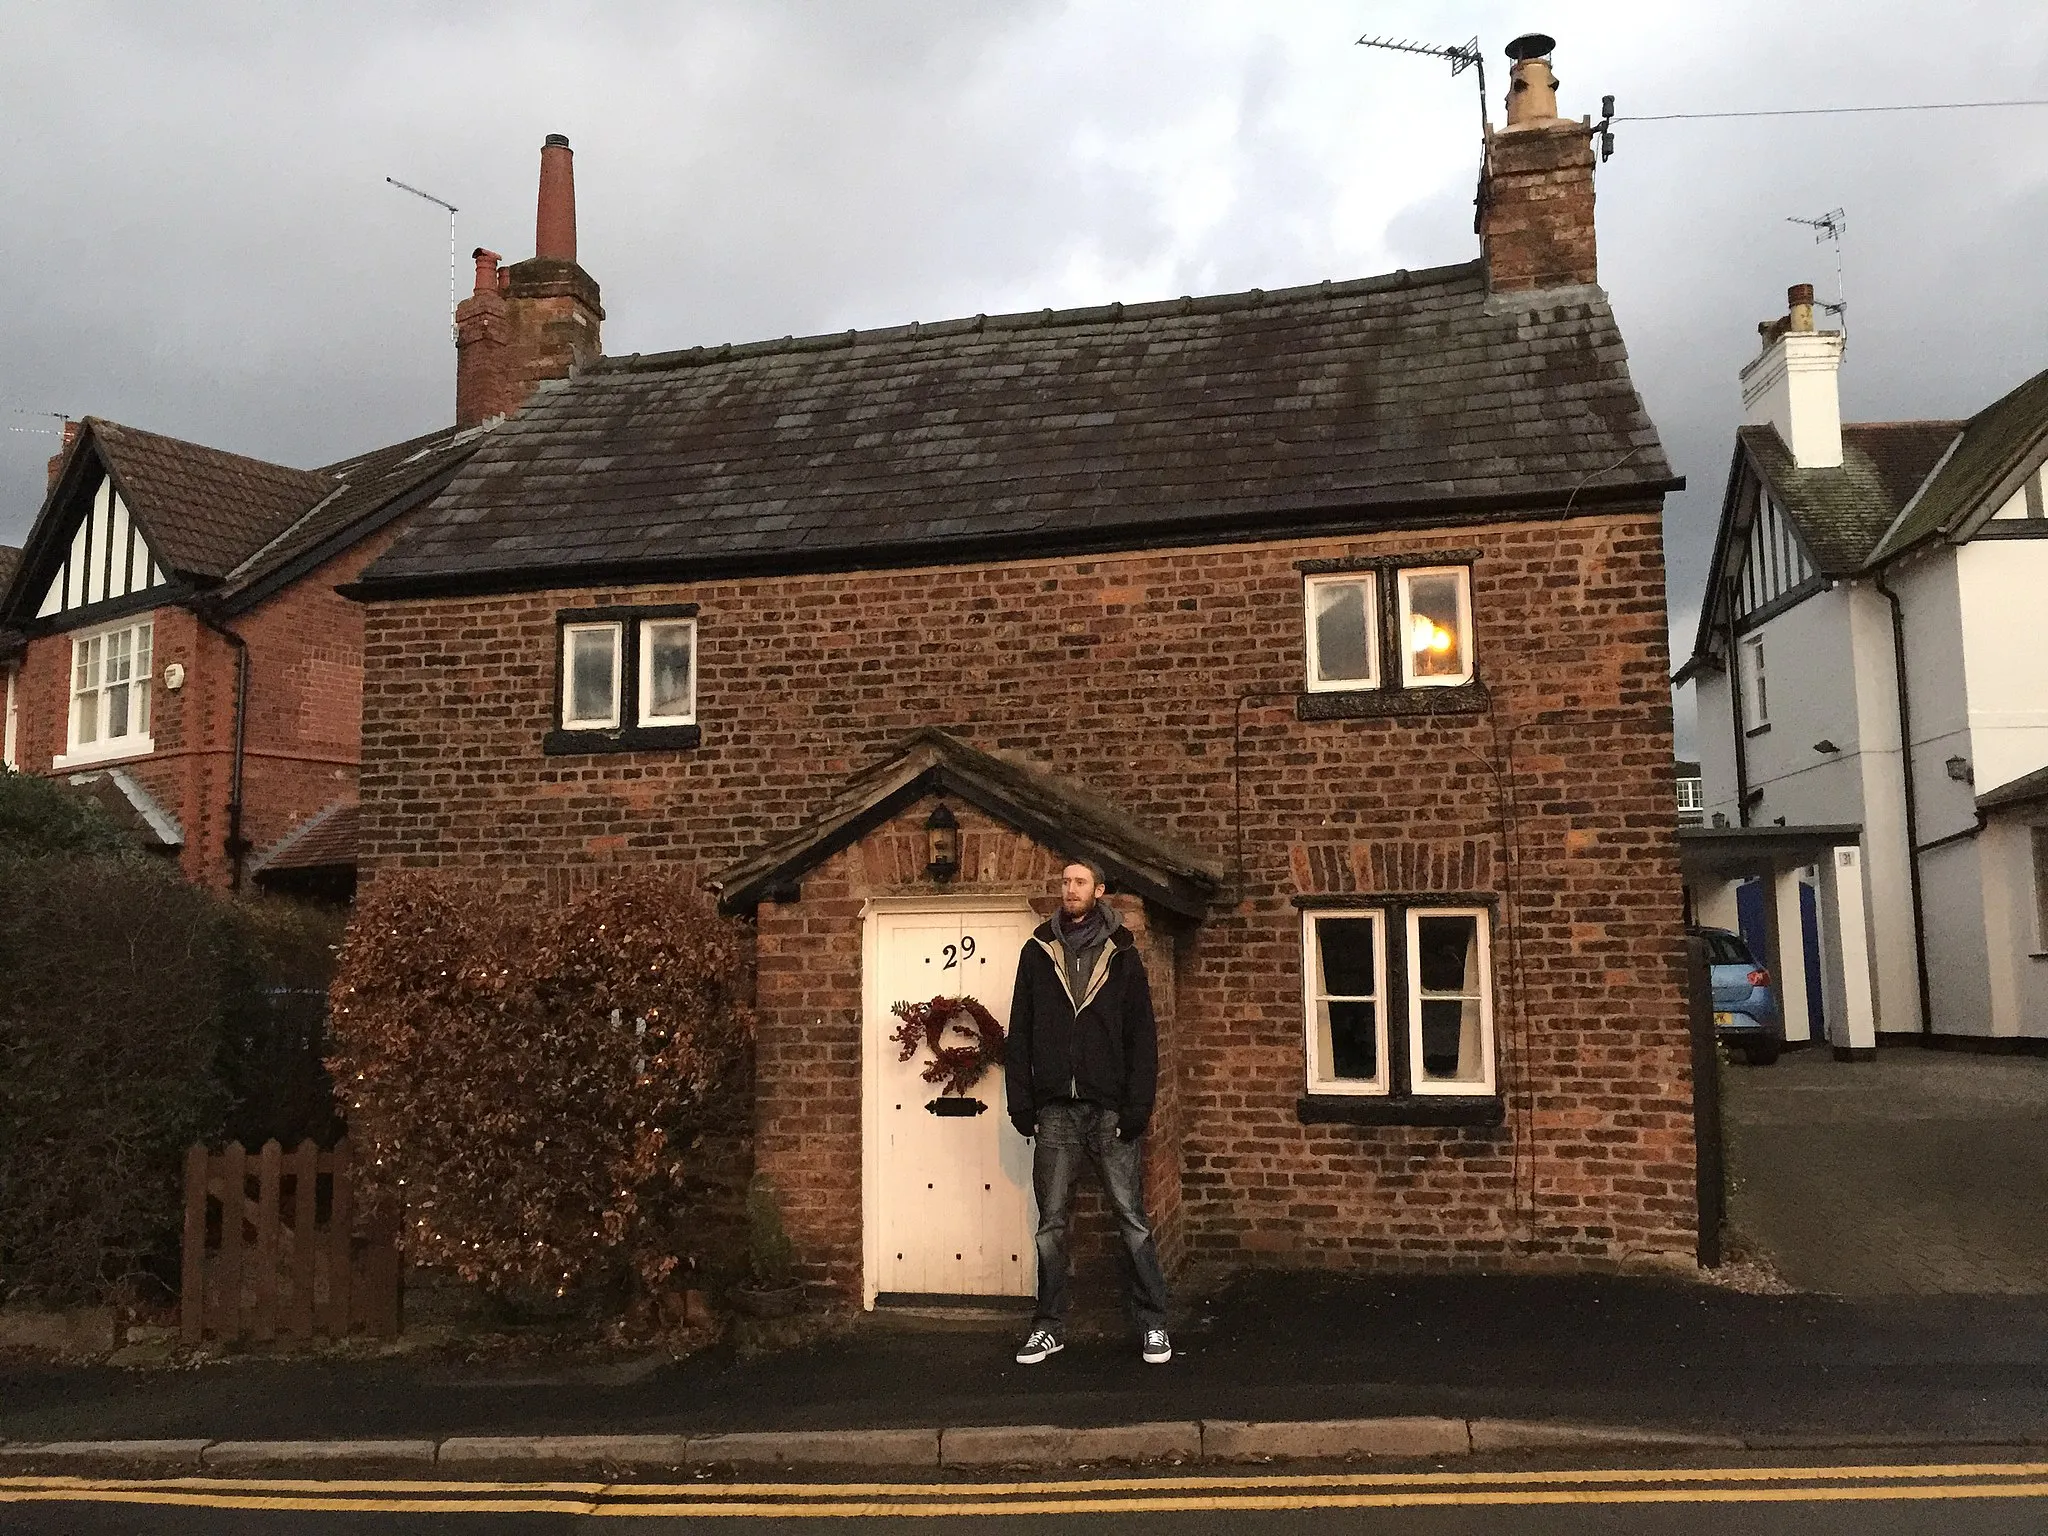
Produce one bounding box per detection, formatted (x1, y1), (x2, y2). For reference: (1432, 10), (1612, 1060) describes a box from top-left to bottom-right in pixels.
(1744, 1041), (1781, 1066)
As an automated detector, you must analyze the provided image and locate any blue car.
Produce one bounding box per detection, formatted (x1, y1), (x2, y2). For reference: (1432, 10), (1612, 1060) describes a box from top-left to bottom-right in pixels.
(1690, 925), (1782, 1065)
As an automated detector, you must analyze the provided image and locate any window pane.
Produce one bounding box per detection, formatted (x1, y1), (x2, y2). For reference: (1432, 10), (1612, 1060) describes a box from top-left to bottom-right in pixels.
(1415, 914), (1481, 993)
(1315, 916), (1378, 997)
(644, 621), (694, 720)
(104, 628), (131, 684)
(105, 680), (130, 739)
(133, 625), (152, 736)
(73, 690), (98, 745)
(1403, 570), (1466, 680)
(1312, 581), (1372, 683)
(1317, 999), (1379, 1081)
(566, 628), (618, 724)
(1417, 997), (1486, 1083)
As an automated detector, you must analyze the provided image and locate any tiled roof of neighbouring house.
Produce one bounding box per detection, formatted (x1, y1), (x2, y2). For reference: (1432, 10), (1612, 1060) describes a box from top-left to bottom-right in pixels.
(1740, 420), (1963, 575)
(356, 259), (1677, 595)
(2, 419), (491, 625)
(1868, 365), (2048, 562)
(249, 799), (358, 873)
(0, 544), (22, 659)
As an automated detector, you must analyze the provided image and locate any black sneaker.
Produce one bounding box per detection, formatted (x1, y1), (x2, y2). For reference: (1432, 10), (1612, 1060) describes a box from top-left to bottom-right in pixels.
(1015, 1326), (1063, 1365)
(1141, 1328), (1172, 1364)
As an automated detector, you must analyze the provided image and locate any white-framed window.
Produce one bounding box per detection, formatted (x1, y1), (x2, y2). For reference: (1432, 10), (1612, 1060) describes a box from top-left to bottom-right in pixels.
(2031, 827), (2048, 953)
(1676, 776), (1704, 813)
(1397, 566), (1473, 687)
(1406, 908), (1495, 1095)
(59, 618), (153, 765)
(1743, 635), (1769, 726)
(637, 618), (697, 727)
(560, 621), (622, 729)
(3, 665), (17, 769)
(1302, 910), (1388, 1094)
(1304, 573), (1379, 692)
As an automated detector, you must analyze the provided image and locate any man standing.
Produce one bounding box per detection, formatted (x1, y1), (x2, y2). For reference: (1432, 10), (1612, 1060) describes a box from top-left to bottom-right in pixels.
(1005, 859), (1172, 1365)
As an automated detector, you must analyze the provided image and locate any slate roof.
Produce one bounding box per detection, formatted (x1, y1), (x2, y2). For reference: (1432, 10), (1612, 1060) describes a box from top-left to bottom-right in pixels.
(1868, 365), (2048, 562)
(0, 545), (21, 659)
(249, 799), (357, 873)
(359, 260), (1676, 595)
(1740, 421), (1962, 575)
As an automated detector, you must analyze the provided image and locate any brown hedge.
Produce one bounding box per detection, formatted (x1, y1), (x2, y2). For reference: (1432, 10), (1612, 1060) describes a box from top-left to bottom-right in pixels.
(327, 871), (754, 1302)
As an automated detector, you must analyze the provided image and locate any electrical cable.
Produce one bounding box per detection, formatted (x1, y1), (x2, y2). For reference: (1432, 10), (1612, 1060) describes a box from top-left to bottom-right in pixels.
(1617, 99), (2048, 123)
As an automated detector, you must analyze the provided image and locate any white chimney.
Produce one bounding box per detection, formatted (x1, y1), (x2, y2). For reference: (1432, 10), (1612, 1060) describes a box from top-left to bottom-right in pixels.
(1740, 282), (1844, 469)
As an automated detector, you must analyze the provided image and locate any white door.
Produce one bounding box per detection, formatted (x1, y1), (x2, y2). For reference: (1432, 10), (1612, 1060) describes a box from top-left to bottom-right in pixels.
(864, 902), (1038, 1303)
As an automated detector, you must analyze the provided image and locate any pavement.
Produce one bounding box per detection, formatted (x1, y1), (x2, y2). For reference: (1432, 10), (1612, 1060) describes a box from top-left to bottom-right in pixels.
(8, 1269), (2048, 1467)
(1724, 1044), (2048, 1295)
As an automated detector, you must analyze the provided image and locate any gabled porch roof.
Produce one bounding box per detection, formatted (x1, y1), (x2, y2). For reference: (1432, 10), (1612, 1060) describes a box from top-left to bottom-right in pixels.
(710, 728), (1225, 919)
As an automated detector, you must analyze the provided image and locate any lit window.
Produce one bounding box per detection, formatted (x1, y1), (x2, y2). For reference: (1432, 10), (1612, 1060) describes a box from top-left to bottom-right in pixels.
(1304, 574), (1378, 691)
(65, 619), (152, 760)
(1407, 909), (1495, 1095)
(1302, 911), (1387, 1094)
(561, 622), (622, 729)
(638, 619), (696, 726)
(1397, 567), (1472, 686)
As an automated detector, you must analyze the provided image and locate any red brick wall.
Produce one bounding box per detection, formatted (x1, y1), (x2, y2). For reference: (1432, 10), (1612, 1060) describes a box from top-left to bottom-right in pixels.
(359, 509), (1695, 1279)
(11, 526), (400, 887)
(1481, 121), (1598, 292)
(754, 802), (1186, 1299)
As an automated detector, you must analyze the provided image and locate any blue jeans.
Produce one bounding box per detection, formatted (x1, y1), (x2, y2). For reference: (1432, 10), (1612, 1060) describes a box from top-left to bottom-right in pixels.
(1031, 1100), (1170, 1334)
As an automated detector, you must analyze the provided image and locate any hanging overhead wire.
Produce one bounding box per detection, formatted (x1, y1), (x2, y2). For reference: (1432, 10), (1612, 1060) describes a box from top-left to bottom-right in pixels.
(1617, 98), (2048, 123)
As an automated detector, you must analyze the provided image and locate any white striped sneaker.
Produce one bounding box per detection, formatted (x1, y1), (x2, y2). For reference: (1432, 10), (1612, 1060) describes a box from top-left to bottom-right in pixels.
(1015, 1326), (1064, 1365)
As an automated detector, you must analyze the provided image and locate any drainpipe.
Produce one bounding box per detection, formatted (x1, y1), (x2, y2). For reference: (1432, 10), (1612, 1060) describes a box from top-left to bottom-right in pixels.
(1872, 568), (1933, 1037)
(196, 604), (251, 892)
(1725, 600), (1752, 828)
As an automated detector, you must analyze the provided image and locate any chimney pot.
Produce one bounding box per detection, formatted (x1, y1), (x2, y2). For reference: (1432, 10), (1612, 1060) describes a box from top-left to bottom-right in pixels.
(1787, 282), (1816, 333)
(471, 247), (502, 295)
(535, 134), (577, 264)
(1502, 34), (1561, 127)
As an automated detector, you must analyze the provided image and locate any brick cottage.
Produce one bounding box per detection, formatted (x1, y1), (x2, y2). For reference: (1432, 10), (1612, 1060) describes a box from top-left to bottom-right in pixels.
(348, 39), (1699, 1298)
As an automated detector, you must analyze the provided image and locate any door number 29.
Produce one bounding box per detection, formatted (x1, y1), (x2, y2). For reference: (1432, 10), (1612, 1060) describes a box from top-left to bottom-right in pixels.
(941, 935), (978, 970)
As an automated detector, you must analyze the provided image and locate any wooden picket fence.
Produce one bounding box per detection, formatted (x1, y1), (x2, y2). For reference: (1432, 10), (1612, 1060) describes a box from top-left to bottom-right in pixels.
(179, 1138), (400, 1345)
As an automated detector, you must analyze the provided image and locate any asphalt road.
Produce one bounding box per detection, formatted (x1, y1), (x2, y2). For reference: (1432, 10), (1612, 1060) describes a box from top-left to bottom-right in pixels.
(8, 1456), (2048, 1533)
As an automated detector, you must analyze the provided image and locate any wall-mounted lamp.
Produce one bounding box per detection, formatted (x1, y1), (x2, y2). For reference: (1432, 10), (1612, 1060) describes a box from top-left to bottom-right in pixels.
(1945, 755), (1974, 785)
(925, 801), (959, 883)
(1812, 739), (1840, 755)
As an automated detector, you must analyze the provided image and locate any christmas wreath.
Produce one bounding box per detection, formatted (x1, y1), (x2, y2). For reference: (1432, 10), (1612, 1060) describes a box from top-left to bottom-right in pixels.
(890, 995), (1006, 1096)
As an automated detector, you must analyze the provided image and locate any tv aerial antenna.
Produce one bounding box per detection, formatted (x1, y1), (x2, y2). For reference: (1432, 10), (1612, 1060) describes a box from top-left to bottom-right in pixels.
(1787, 207), (1848, 336)
(1356, 33), (1489, 135)
(387, 177), (460, 345)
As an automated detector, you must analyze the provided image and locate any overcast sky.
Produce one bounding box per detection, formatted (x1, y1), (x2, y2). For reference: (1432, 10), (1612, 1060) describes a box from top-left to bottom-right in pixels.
(4, 1), (2046, 748)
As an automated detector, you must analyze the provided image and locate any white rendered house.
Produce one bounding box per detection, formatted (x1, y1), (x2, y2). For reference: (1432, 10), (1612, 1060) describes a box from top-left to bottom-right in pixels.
(1678, 284), (2048, 1049)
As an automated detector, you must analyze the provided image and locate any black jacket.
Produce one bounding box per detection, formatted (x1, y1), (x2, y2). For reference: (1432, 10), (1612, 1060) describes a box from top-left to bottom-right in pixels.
(1005, 908), (1158, 1139)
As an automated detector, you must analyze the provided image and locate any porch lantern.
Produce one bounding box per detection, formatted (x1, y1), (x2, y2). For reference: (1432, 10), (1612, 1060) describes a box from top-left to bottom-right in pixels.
(925, 801), (960, 883)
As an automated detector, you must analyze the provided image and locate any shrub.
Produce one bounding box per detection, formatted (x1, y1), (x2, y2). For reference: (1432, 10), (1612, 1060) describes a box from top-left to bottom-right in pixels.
(327, 871), (754, 1308)
(0, 773), (349, 1305)
(0, 858), (227, 1304)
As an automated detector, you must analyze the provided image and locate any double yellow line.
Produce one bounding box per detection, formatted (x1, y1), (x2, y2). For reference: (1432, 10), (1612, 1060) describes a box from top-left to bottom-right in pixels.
(5, 1460), (2048, 1517)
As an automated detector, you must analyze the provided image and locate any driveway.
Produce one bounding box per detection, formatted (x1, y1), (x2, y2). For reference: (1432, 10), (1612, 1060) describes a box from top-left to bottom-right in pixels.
(1723, 1045), (2048, 1295)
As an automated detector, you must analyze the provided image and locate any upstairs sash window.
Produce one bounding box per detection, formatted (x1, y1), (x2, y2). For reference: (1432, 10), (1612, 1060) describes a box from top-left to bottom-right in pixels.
(67, 619), (153, 758)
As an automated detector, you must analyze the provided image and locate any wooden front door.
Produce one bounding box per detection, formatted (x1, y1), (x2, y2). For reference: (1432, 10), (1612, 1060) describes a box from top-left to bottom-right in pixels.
(863, 901), (1038, 1305)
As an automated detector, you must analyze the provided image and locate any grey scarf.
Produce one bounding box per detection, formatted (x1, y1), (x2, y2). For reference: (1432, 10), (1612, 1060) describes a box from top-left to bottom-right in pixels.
(1056, 906), (1110, 1006)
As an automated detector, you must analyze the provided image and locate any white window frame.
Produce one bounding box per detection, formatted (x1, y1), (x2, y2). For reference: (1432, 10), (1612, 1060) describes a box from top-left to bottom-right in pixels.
(1677, 777), (1703, 813)
(1302, 573), (1380, 693)
(560, 621), (623, 730)
(1396, 565), (1474, 688)
(1743, 634), (1769, 726)
(2, 664), (17, 769)
(636, 617), (698, 727)
(1404, 906), (1497, 1097)
(53, 616), (154, 770)
(1301, 909), (1390, 1096)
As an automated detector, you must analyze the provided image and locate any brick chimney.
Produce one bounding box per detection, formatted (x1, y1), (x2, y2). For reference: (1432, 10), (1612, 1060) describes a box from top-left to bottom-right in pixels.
(455, 134), (604, 427)
(1478, 34), (1599, 293)
(1741, 283), (1845, 469)
(45, 419), (79, 490)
